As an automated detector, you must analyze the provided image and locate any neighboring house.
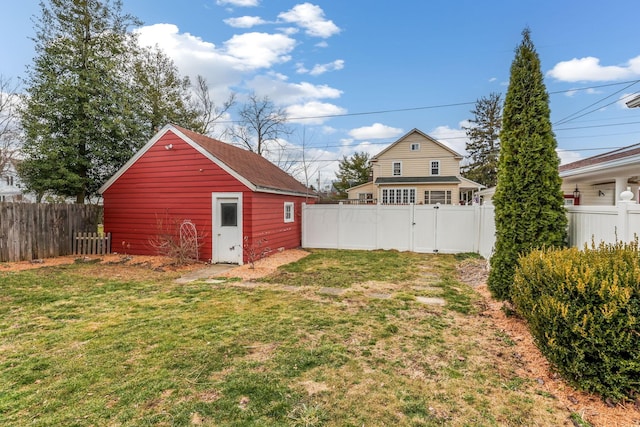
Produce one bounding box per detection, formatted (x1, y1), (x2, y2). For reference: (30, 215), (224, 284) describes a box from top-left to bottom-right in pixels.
(346, 128), (484, 205)
(99, 124), (317, 264)
(626, 94), (640, 108)
(480, 142), (640, 206)
(0, 159), (34, 202)
(559, 143), (640, 206)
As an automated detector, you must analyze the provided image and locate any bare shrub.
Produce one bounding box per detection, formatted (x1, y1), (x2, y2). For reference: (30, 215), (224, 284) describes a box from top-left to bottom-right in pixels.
(243, 236), (270, 269)
(149, 215), (206, 265)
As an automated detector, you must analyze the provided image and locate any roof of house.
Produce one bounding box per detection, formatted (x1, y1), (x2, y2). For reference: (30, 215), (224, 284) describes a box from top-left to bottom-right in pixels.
(559, 142), (640, 175)
(99, 124), (315, 197)
(375, 176), (461, 184)
(626, 94), (640, 108)
(372, 128), (463, 161)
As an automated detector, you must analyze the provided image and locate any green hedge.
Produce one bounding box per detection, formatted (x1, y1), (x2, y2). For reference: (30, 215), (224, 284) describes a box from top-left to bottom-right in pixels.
(511, 241), (640, 402)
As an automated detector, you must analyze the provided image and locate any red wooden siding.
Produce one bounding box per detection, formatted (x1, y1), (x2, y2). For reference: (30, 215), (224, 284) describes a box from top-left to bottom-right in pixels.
(103, 131), (250, 261)
(103, 130), (312, 263)
(247, 193), (310, 253)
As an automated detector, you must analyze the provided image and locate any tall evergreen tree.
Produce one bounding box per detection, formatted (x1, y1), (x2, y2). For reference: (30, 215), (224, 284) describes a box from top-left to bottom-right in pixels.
(462, 93), (502, 187)
(334, 151), (372, 198)
(487, 28), (567, 301)
(19, 0), (144, 203)
(19, 1), (207, 203)
(132, 44), (202, 136)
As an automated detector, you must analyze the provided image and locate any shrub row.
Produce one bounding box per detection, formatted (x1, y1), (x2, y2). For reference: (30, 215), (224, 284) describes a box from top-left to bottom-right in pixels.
(511, 241), (640, 402)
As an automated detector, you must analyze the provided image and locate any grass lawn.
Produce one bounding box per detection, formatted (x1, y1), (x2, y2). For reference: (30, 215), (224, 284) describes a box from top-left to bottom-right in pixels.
(0, 250), (571, 426)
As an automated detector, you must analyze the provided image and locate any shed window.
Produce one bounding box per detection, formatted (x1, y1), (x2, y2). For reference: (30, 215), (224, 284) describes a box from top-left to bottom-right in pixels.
(410, 143), (420, 151)
(220, 203), (238, 226)
(284, 202), (294, 223)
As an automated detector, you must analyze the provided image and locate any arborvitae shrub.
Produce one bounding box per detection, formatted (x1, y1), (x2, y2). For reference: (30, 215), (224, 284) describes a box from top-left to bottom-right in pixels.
(511, 241), (640, 402)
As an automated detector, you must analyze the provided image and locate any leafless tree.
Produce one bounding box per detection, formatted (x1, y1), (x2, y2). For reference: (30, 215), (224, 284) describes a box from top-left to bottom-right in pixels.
(192, 75), (235, 137)
(0, 75), (21, 177)
(226, 93), (292, 156)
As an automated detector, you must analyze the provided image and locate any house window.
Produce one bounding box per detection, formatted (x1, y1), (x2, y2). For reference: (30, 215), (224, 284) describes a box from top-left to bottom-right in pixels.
(410, 143), (420, 151)
(382, 188), (415, 205)
(358, 193), (373, 203)
(4, 176), (13, 186)
(392, 161), (402, 176)
(425, 190), (452, 205)
(430, 160), (440, 176)
(284, 202), (294, 223)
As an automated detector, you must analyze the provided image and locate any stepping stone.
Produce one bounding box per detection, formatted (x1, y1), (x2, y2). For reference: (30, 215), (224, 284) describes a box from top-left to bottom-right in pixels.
(411, 285), (442, 292)
(367, 292), (391, 299)
(204, 279), (226, 284)
(416, 296), (446, 306)
(318, 287), (346, 296)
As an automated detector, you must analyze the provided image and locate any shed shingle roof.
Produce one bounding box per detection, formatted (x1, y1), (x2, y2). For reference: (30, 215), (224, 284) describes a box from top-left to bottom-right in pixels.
(173, 125), (312, 196)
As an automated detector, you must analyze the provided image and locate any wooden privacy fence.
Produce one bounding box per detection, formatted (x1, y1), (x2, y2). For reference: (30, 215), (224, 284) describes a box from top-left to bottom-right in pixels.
(73, 232), (112, 256)
(0, 202), (104, 262)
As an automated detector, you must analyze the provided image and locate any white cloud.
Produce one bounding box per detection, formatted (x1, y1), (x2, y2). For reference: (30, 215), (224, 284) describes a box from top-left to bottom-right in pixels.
(547, 55), (640, 82)
(286, 101), (347, 124)
(217, 0), (259, 6)
(308, 59), (344, 76)
(278, 3), (340, 38)
(134, 24), (238, 90)
(224, 16), (267, 28)
(557, 149), (582, 165)
(246, 74), (342, 104)
(489, 77), (497, 82)
(315, 41), (329, 48)
(349, 123), (403, 140)
(223, 32), (296, 70)
(429, 123), (470, 156)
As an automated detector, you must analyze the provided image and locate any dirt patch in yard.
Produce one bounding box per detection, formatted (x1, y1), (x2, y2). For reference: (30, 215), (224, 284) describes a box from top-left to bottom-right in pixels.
(457, 258), (640, 427)
(217, 248), (310, 281)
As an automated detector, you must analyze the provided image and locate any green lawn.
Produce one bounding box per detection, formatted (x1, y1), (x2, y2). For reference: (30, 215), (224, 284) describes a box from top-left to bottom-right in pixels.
(0, 250), (571, 426)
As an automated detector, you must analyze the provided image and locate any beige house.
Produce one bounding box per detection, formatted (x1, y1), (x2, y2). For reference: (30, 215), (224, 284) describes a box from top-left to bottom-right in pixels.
(346, 128), (483, 205)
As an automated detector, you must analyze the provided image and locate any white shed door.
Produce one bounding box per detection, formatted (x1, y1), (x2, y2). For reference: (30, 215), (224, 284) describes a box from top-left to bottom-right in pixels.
(213, 194), (242, 264)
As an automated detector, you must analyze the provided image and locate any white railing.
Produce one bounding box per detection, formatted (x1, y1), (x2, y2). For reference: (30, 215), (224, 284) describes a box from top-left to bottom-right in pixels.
(302, 199), (640, 258)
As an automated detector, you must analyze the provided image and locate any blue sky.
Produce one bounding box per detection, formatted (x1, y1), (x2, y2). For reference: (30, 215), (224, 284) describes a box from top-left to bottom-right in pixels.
(1, 1), (640, 188)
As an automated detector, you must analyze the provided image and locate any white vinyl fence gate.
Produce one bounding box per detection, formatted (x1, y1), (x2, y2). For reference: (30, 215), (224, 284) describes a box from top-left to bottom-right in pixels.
(302, 203), (496, 258)
(302, 200), (640, 259)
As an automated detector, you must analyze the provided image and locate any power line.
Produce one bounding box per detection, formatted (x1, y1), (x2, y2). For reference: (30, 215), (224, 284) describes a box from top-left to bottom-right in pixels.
(215, 80), (640, 125)
(554, 82), (640, 126)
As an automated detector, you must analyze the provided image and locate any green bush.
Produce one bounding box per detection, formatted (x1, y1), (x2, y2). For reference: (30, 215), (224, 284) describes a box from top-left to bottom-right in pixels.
(511, 241), (640, 402)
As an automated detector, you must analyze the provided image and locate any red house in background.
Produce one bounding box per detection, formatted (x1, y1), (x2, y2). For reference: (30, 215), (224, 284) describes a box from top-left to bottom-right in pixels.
(99, 124), (317, 264)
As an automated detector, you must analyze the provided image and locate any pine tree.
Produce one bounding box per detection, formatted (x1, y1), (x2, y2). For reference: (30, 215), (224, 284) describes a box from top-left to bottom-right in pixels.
(487, 28), (567, 301)
(333, 151), (372, 198)
(19, 0), (207, 203)
(462, 93), (502, 187)
(19, 0), (144, 203)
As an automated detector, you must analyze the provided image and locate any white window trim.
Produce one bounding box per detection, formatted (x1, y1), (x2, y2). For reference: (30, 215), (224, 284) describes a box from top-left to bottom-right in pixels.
(430, 160), (440, 176)
(410, 143), (420, 151)
(392, 161), (402, 176)
(381, 188), (416, 205)
(284, 202), (294, 223)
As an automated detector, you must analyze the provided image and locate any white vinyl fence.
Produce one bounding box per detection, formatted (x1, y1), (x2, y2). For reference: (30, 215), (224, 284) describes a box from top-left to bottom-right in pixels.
(302, 200), (640, 258)
(566, 202), (640, 248)
(302, 203), (496, 258)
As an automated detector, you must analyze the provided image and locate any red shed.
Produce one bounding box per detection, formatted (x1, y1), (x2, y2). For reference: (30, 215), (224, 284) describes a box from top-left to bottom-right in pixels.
(99, 124), (317, 264)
